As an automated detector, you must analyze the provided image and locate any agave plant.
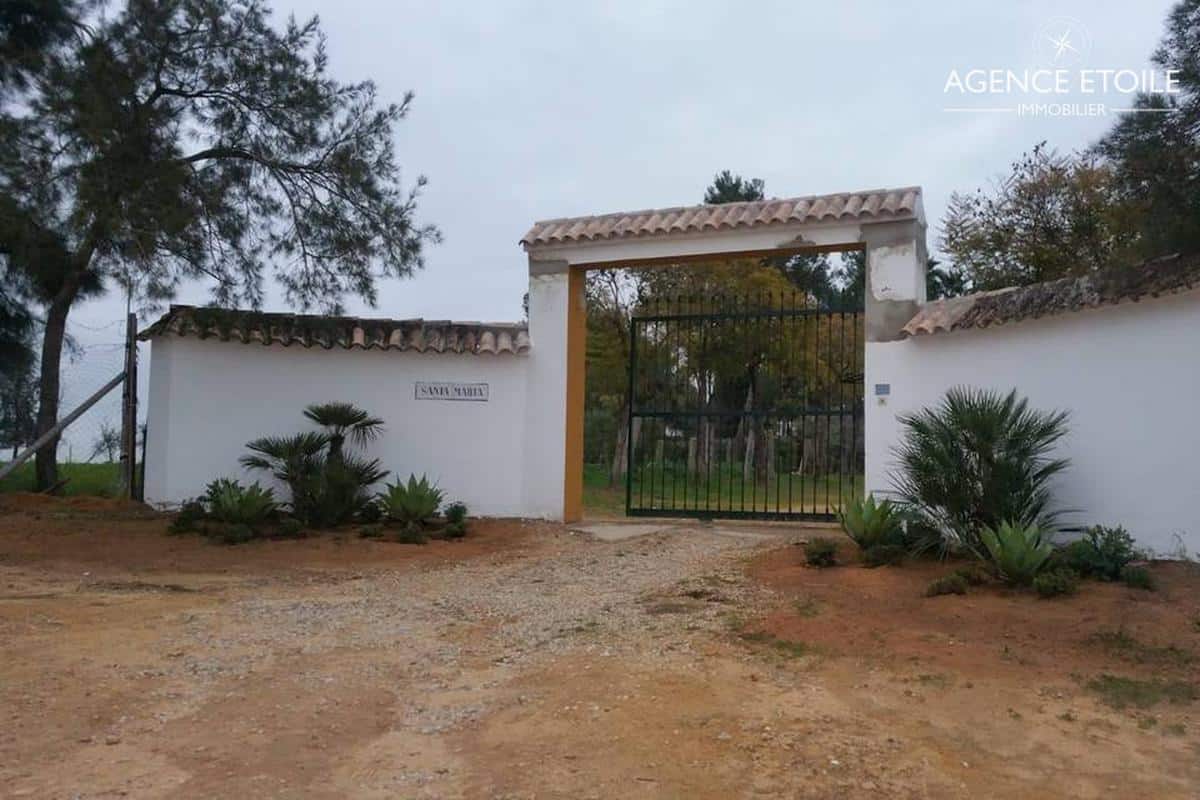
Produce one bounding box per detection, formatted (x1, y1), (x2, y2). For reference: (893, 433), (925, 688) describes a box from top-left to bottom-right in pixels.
(979, 520), (1053, 585)
(892, 387), (1070, 558)
(380, 474), (445, 526)
(839, 494), (905, 551)
(303, 402), (384, 463)
(203, 478), (278, 526)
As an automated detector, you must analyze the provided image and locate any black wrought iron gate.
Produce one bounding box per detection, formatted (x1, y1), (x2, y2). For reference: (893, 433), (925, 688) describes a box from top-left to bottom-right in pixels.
(625, 294), (864, 521)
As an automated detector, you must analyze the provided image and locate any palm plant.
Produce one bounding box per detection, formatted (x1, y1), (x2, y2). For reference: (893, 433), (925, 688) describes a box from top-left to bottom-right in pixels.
(892, 387), (1070, 558)
(240, 431), (330, 486)
(979, 520), (1053, 585)
(240, 404), (387, 527)
(302, 402), (384, 463)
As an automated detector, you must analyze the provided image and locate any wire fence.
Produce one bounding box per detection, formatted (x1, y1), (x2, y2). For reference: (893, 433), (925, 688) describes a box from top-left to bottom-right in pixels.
(42, 318), (143, 465)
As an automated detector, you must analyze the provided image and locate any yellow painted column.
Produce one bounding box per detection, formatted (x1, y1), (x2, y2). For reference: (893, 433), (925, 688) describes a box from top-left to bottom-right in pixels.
(562, 265), (586, 522)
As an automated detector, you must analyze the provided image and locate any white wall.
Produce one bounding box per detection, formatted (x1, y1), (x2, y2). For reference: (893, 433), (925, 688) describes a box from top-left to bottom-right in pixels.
(144, 337), (532, 517)
(865, 288), (1200, 556)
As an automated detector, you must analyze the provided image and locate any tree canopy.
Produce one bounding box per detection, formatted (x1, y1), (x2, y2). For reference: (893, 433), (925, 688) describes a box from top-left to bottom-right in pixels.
(0, 0), (437, 488)
(703, 169), (765, 204)
(939, 144), (1131, 291)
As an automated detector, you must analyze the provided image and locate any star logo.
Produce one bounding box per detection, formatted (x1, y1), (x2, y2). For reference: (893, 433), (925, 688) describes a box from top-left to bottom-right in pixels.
(1046, 28), (1079, 61)
(1033, 16), (1091, 67)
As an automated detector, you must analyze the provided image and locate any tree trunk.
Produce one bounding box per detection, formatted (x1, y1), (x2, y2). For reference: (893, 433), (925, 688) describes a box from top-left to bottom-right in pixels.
(742, 424), (755, 483)
(610, 411), (641, 486)
(34, 298), (72, 492)
(733, 384), (753, 461)
(766, 427), (777, 485)
(609, 403), (628, 486)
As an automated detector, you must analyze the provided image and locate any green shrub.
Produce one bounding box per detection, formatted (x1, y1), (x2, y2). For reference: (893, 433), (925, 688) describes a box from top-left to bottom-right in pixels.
(1034, 568), (1079, 598)
(862, 543), (905, 567)
(443, 501), (469, 525)
(979, 520), (1053, 585)
(396, 523), (428, 545)
(443, 520), (467, 539)
(839, 494), (905, 551)
(1121, 566), (1157, 591)
(168, 499), (206, 534)
(358, 523), (384, 539)
(1060, 526), (1140, 581)
(358, 499), (383, 523)
(953, 563), (990, 586)
(803, 538), (838, 568)
(380, 474), (445, 526)
(276, 517), (306, 538)
(893, 387), (1070, 558)
(925, 574), (968, 597)
(203, 478), (278, 526)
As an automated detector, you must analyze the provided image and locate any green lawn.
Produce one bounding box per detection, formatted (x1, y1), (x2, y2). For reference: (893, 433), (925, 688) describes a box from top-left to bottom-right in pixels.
(0, 462), (121, 496)
(584, 461), (862, 518)
(583, 463), (628, 518)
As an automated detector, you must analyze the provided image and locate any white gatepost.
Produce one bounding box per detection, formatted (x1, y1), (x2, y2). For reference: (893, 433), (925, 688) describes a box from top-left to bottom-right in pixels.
(521, 264), (574, 519)
(862, 220), (929, 501)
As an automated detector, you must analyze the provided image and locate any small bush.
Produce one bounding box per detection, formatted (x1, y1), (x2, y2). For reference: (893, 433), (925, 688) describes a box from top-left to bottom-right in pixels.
(980, 520), (1052, 585)
(215, 523), (255, 545)
(396, 523), (428, 545)
(839, 495), (905, 551)
(1060, 525), (1140, 581)
(358, 523), (384, 539)
(1121, 566), (1157, 591)
(443, 520), (467, 539)
(953, 563), (990, 586)
(1034, 568), (1079, 598)
(203, 478), (277, 526)
(925, 574), (968, 597)
(380, 474), (445, 526)
(862, 543), (905, 567)
(168, 499), (206, 534)
(276, 517), (306, 539)
(443, 501), (468, 525)
(358, 500), (383, 523)
(804, 538), (838, 568)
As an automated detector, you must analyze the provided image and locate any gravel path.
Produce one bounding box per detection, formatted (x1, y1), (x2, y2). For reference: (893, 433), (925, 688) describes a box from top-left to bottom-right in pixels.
(200, 525), (781, 667)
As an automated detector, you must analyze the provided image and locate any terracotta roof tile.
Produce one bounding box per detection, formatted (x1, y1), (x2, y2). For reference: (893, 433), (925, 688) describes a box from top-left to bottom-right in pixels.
(139, 305), (530, 355)
(521, 187), (922, 248)
(903, 253), (1200, 337)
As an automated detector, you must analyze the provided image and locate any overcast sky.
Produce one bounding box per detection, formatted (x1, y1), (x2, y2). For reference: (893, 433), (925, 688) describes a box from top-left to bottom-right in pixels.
(56, 0), (1176, 454)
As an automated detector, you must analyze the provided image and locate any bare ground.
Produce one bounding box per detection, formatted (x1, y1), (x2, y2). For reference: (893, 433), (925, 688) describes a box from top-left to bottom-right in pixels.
(1, 495), (1198, 799)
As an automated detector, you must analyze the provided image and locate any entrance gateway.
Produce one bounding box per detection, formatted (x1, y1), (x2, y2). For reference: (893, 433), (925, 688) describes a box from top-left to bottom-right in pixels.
(626, 293), (863, 521)
(520, 187), (928, 523)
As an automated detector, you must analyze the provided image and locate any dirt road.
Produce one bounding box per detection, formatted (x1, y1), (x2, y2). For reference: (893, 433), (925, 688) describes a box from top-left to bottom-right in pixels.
(1, 498), (1197, 798)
